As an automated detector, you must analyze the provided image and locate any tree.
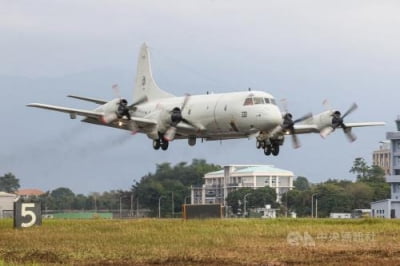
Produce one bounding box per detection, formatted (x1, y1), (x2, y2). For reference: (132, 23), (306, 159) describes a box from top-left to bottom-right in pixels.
(50, 187), (75, 210)
(132, 159), (221, 215)
(293, 176), (310, 191)
(226, 187), (276, 215)
(0, 172), (20, 193)
(349, 157), (370, 180)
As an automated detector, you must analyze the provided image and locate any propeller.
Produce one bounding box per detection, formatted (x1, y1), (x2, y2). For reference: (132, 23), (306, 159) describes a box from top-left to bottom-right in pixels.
(101, 85), (148, 134)
(163, 94), (198, 141)
(320, 102), (358, 142)
(272, 109), (313, 149)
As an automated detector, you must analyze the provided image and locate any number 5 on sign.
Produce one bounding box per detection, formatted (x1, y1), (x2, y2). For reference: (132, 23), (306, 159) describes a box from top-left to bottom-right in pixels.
(14, 201), (42, 228)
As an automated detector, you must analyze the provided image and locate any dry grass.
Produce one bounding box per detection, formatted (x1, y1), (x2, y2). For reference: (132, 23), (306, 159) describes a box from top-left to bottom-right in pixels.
(1, 218), (400, 265)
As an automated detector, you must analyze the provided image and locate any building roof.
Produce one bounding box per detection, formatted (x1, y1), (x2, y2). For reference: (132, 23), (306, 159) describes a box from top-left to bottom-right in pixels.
(206, 165), (294, 177)
(16, 189), (45, 196)
(0, 191), (17, 197)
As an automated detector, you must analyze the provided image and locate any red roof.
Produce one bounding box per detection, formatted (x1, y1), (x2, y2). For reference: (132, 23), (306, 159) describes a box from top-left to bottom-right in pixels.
(16, 189), (45, 196)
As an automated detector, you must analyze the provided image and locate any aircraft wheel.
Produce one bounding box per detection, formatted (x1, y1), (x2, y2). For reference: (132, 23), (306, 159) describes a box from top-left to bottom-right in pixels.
(272, 145), (280, 156)
(264, 146), (272, 156)
(256, 140), (262, 149)
(153, 139), (161, 150)
(161, 140), (169, 150)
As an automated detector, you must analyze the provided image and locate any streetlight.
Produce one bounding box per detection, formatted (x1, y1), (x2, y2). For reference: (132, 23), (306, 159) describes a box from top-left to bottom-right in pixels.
(119, 196), (122, 218)
(158, 196), (165, 218)
(311, 193), (318, 218)
(243, 193), (251, 218)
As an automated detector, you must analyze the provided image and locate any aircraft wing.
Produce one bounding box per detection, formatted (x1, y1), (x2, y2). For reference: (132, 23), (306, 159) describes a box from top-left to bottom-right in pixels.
(343, 122), (386, 128)
(67, 95), (108, 105)
(81, 116), (157, 132)
(27, 103), (102, 119)
(293, 121), (385, 134)
(28, 103), (158, 132)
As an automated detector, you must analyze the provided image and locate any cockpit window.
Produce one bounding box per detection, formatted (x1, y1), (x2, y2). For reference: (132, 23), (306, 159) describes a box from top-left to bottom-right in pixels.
(244, 97), (253, 105)
(264, 98), (270, 104)
(253, 97), (264, 104)
(270, 99), (277, 105)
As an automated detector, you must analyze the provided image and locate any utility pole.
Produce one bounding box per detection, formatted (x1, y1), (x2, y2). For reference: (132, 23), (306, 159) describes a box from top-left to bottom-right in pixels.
(244, 193), (251, 218)
(136, 197), (139, 218)
(94, 194), (97, 213)
(171, 192), (174, 218)
(158, 196), (165, 218)
(130, 193), (133, 217)
(119, 196), (122, 219)
(311, 193), (317, 218)
(315, 198), (318, 218)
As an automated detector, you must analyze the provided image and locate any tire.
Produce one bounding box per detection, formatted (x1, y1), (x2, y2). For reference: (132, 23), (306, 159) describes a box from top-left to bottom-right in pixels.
(153, 140), (161, 150)
(264, 146), (272, 156)
(256, 141), (262, 149)
(161, 140), (169, 150)
(272, 145), (280, 156)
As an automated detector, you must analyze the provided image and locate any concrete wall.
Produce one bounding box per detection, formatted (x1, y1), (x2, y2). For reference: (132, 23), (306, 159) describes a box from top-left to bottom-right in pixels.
(371, 200), (390, 218)
(0, 192), (16, 218)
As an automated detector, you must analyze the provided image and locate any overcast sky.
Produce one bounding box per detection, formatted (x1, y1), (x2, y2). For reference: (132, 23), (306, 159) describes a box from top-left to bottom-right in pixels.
(1, 0), (400, 194)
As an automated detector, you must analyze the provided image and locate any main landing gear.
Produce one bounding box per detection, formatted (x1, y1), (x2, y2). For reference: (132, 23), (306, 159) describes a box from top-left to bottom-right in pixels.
(256, 139), (281, 156)
(153, 138), (169, 151)
(153, 137), (169, 151)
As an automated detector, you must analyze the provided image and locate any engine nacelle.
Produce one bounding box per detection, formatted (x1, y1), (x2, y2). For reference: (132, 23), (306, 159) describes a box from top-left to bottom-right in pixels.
(313, 110), (336, 131)
(95, 98), (125, 124)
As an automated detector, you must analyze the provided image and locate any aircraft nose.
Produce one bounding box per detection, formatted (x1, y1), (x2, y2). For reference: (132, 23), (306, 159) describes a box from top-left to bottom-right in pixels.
(270, 107), (283, 128)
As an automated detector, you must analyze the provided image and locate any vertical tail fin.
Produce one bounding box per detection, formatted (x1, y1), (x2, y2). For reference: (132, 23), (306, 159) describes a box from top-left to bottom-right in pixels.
(133, 43), (174, 102)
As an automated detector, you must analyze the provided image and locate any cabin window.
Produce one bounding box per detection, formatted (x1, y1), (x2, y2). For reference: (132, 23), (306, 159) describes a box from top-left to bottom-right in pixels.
(244, 98), (253, 105)
(254, 97), (264, 104)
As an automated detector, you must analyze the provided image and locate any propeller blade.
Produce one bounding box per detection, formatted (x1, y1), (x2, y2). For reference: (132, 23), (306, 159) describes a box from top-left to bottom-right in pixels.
(128, 120), (139, 135)
(293, 112), (313, 124)
(164, 127), (177, 141)
(344, 127), (357, 142)
(341, 103), (358, 119)
(181, 118), (200, 130)
(280, 98), (288, 113)
(181, 94), (191, 112)
(291, 134), (301, 149)
(320, 126), (334, 138)
(129, 95), (148, 109)
(322, 99), (332, 110)
(270, 125), (283, 136)
(112, 84), (121, 99)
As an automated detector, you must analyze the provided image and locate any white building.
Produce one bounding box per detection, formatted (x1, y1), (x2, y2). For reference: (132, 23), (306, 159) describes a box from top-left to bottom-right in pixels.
(191, 165), (294, 205)
(330, 213), (352, 219)
(371, 176), (400, 218)
(0, 191), (17, 218)
(254, 204), (277, 218)
(372, 141), (391, 176)
(371, 117), (400, 218)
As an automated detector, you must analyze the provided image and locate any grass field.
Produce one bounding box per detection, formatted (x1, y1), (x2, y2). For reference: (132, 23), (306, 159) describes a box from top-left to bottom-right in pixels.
(1, 218), (400, 265)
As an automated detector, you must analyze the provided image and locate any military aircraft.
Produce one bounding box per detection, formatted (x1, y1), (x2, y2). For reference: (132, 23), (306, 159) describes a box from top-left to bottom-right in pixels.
(27, 43), (385, 156)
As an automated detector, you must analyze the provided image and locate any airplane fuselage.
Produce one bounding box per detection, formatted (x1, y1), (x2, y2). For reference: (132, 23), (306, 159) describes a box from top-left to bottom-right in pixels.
(132, 90), (283, 140)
